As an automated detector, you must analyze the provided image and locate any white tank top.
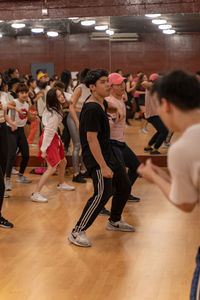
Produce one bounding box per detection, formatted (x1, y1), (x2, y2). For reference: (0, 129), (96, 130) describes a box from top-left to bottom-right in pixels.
(75, 84), (91, 109)
(0, 92), (9, 122)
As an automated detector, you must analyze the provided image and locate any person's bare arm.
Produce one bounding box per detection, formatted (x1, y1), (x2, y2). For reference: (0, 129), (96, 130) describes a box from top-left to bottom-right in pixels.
(69, 87), (82, 129)
(87, 131), (113, 178)
(126, 81), (135, 93)
(107, 101), (124, 120)
(137, 159), (196, 212)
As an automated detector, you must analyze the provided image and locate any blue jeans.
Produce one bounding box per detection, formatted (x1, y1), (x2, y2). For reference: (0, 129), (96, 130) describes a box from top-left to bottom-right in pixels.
(190, 248), (200, 300)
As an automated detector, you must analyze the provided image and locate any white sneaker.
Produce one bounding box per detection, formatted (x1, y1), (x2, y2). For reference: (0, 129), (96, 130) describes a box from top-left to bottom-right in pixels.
(139, 128), (148, 134)
(11, 168), (19, 175)
(4, 192), (10, 198)
(57, 182), (75, 191)
(68, 231), (92, 247)
(106, 219), (135, 232)
(5, 179), (12, 191)
(30, 192), (48, 203)
(16, 175), (32, 183)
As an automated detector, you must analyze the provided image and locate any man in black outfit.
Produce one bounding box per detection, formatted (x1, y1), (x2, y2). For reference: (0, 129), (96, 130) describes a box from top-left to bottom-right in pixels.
(68, 69), (135, 247)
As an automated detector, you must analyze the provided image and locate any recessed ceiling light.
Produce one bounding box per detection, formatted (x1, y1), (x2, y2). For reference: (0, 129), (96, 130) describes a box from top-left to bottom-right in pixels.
(152, 19), (167, 25)
(106, 29), (114, 36)
(69, 17), (79, 20)
(31, 28), (44, 33)
(0, 21), (3, 23)
(81, 20), (96, 26)
(47, 31), (58, 37)
(163, 29), (176, 34)
(11, 23), (26, 29)
(95, 25), (108, 31)
(158, 24), (172, 30)
(42, 9), (48, 16)
(145, 14), (161, 18)
(0, 34), (3, 38)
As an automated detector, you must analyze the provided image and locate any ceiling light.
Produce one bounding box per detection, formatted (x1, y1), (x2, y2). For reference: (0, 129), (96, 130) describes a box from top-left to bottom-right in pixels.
(69, 17), (79, 20)
(152, 19), (167, 25)
(95, 25), (108, 31)
(106, 29), (114, 36)
(81, 20), (96, 26)
(31, 28), (44, 33)
(47, 31), (58, 37)
(42, 9), (48, 16)
(0, 21), (3, 23)
(158, 24), (172, 30)
(11, 23), (26, 29)
(0, 34), (3, 38)
(163, 29), (176, 35)
(145, 14), (161, 18)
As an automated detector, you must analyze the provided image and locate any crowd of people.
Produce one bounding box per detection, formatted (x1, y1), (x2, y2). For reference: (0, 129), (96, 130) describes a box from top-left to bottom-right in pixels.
(0, 66), (200, 298)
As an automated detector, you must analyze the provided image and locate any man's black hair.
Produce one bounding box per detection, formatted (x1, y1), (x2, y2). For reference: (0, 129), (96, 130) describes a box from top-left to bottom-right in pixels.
(27, 78), (36, 86)
(150, 70), (200, 111)
(84, 69), (108, 88)
(196, 71), (200, 76)
(8, 78), (20, 90)
(80, 68), (90, 83)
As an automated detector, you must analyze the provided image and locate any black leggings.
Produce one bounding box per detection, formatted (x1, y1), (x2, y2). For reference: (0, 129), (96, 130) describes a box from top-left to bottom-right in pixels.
(6, 126), (29, 178)
(147, 116), (168, 149)
(0, 123), (8, 212)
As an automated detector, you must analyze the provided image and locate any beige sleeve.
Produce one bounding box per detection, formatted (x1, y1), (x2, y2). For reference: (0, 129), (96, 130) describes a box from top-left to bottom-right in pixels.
(168, 147), (198, 205)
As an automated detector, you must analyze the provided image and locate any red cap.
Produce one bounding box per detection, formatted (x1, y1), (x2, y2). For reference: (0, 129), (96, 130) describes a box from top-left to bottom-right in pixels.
(109, 73), (126, 85)
(149, 73), (159, 82)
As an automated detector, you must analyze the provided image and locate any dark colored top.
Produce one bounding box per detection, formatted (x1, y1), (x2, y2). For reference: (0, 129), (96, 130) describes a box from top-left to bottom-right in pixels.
(10, 91), (17, 99)
(79, 100), (117, 170)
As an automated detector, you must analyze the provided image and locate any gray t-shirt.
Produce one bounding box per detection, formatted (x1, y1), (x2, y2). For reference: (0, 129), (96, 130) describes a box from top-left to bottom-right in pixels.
(168, 123), (200, 206)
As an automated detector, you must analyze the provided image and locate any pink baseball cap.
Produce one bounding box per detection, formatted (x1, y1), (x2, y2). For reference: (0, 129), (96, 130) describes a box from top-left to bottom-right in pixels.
(109, 73), (126, 85)
(149, 73), (159, 82)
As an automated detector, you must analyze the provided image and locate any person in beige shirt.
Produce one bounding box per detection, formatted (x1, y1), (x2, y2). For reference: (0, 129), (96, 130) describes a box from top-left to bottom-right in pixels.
(137, 70), (200, 300)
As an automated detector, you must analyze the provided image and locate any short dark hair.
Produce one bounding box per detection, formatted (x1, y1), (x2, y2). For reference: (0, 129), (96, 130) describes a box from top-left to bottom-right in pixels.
(150, 70), (200, 111)
(27, 78), (36, 87)
(16, 83), (29, 94)
(53, 81), (65, 90)
(196, 71), (200, 76)
(84, 69), (108, 88)
(80, 68), (90, 83)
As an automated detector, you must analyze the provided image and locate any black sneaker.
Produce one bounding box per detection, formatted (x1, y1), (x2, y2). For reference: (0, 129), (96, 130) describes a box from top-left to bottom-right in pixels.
(0, 216), (14, 228)
(150, 150), (161, 155)
(99, 208), (111, 216)
(128, 194), (140, 202)
(144, 147), (153, 152)
(72, 173), (86, 183)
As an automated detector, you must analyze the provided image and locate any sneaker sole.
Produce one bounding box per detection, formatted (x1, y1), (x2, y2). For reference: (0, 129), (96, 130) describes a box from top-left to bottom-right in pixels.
(68, 235), (91, 247)
(0, 224), (13, 228)
(30, 197), (48, 203)
(16, 180), (32, 183)
(106, 224), (135, 232)
(57, 188), (75, 191)
(128, 199), (140, 202)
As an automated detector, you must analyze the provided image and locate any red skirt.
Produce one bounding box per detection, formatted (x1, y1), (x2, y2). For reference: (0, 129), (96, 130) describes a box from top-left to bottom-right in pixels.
(37, 131), (65, 167)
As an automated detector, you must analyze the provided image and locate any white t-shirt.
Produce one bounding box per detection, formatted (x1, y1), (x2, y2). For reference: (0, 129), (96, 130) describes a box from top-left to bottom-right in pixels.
(41, 108), (62, 152)
(168, 123), (200, 206)
(74, 84), (91, 109)
(7, 99), (29, 127)
(0, 92), (9, 122)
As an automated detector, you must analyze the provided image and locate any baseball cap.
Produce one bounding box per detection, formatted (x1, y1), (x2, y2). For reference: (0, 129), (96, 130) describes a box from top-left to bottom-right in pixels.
(149, 73), (159, 82)
(109, 73), (126, 85)
(37, 73), (48, 81)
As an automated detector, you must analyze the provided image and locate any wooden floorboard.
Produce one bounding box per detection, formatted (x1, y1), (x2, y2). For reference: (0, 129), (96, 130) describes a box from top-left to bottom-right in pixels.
(0, 168), (199, 300)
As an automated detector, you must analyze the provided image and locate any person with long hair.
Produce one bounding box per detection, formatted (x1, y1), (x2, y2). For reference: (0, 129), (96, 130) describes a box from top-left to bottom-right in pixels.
(31, 88), (75, 203)
(135, 73), (149, 133)
(67, 68), (91, 183)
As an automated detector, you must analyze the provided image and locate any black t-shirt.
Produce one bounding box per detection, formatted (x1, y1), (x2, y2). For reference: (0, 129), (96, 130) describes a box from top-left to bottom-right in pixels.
(79, 100), (117, 170)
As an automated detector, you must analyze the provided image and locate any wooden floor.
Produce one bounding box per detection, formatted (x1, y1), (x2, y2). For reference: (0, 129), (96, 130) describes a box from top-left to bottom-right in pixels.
(0, 168), (199, 300)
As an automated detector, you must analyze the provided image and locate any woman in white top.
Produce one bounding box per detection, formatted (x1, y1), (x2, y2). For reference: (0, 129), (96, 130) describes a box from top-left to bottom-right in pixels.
(67, 69), (91, 183)
(31, 88), (75, 203)
(5, 84), (33, 191)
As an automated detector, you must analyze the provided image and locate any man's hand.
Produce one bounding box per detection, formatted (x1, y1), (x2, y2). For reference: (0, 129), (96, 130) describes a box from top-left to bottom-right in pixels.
(137, 159), (157, 183)
(101, 165), (113, 178)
